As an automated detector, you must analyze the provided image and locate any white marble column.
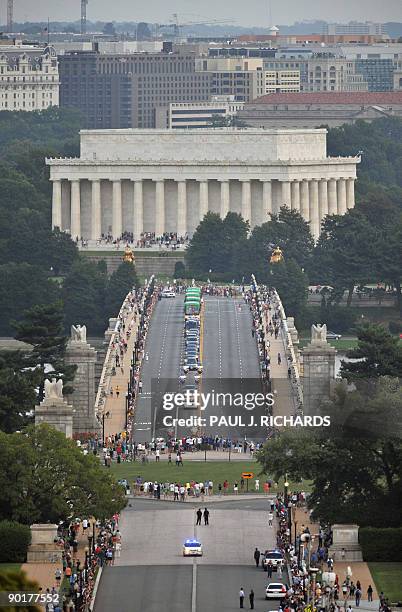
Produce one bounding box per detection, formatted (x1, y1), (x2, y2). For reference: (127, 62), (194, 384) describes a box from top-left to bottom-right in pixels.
(241, 180), (251, 223)
(281, 180), (292, 209)
(199, 180), (209, 223)
(309, 179), (320, 240)
(112, 180), (122, 239)
(328, 179), (337, 215)
(346, 178), (355, 210)
(290, 180), (300, 213)
(177, 180), (187, 236)
(91, 179), (101, 241)
(300, 179), (310, 221)
(261, 180), (272, 222)
(337, 178), (347, 215)
(155, 180), (165, 236)
(220, 180), (230, 219)
(133, 180), (143, 241)
(318, 179), (328, 225)
(52, 179), (62, 230)
(70, 179), (81, 240)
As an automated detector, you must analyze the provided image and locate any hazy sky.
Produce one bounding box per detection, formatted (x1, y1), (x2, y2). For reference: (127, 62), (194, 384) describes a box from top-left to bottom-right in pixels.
(10, 0), (402, 27)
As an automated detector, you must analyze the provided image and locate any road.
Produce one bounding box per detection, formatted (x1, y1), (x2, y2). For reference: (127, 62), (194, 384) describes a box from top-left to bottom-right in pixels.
(95, 293), (284, 612)
(94, 498), (282, 612)
(133, 294), (265, 444)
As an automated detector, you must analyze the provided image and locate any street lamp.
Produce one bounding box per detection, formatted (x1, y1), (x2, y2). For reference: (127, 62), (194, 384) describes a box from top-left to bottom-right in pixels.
(309, 567), (319, 610)
(284, 476), (289, 505)
(102, 410), (111, 444)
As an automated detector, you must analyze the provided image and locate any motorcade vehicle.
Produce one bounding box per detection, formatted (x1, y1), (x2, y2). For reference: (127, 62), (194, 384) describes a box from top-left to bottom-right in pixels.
(183, 539), (203, 556)
(262, 550), (284, 570)
(265, 583), (287, 600)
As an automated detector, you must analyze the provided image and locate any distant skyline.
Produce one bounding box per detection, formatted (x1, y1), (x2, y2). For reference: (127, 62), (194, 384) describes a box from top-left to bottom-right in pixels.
(6, 0), (402, 28)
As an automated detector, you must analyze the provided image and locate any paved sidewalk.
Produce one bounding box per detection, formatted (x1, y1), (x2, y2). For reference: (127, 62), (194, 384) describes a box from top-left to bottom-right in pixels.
(263, 304), (295, 418)
(293, 507), (378, 602)
(104, 311), (139, 438)
(148, 449), (258, 461)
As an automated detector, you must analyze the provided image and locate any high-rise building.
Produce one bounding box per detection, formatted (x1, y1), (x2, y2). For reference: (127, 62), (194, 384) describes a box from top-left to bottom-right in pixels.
(0, 43), (59, 111)
(322, 22), (387, 36)
(59, 50), (212, 129)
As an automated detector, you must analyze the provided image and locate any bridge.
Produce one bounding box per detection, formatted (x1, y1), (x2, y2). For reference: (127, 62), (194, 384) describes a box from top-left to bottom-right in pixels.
(94, 275), (304, 445)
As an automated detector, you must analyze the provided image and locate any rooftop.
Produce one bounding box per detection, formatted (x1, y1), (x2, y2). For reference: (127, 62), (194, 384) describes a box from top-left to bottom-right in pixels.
(250, 91), (402, 105)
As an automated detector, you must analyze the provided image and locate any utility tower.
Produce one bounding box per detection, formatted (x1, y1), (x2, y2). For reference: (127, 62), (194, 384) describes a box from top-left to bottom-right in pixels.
(81, 0), (88, 34)
(7, 0), (13, 32)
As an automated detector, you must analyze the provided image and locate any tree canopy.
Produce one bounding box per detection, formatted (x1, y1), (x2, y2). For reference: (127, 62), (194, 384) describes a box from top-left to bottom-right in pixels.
(0, 425), (126, 524)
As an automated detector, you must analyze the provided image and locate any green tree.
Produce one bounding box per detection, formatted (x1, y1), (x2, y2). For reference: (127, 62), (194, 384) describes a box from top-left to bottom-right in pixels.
(0, 263), (60, 335)
(186, 212), (225, 276)
(105, 261), (139, 315)
(12, 302), (75, 401)
(266, 258), (309, 321)
(257, 378), (402, 527)
(247, 207), (314, 279)
(0, 351), (39, 433)
(62, 258), (108, 333)
(312, 210), (376, 305)
(341, 323), (402, 382)
(0, 425), (126, 524)
(0, 569), (40, 612)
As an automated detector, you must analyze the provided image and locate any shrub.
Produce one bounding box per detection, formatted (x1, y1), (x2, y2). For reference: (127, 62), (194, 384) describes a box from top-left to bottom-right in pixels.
(389, 320), (402, 335)
(174, 261), (186, 279)
(0, 521), (31, 563)
(359, 527), (402, 561)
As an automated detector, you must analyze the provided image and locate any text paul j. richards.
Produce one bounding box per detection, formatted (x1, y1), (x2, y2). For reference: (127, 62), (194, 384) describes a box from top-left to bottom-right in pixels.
(162, 415), (331, 428)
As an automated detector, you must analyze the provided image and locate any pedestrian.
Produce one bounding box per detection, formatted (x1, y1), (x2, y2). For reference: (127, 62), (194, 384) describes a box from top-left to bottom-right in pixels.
(249, 589), (254, 610)
(254, 478), (259, 492)
(277, 353), (281, 365)
(115, 385), (120, 398)
(268, 511), (273, 526)
(355, 588), (362, 607)
(218, 483), (222, 495)
(341, 547), (346, 561)
(196, 508), (202, 525)
(253, 547), (260, 568)
(155, 449), (160, 462)
(234, 481), (239, 494)
(367, 585), (373, 602)
(267, 560), (273, 578)
(239, 588), (245, 609)
(203, 508), (209, 525)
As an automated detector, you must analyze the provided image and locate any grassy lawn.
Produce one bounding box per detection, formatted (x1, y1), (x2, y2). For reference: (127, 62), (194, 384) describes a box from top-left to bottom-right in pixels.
(299, 338), (359, 351)
(109, 460), (310, 493)
(369, 563), (402, 601)
(0, 563), (21, 572)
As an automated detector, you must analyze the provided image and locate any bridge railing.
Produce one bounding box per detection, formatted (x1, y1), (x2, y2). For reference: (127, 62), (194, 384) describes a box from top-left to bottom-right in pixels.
(251, 275), (303, 414)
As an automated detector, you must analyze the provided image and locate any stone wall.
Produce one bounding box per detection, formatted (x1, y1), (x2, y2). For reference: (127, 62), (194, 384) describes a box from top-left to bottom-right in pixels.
(83, 252), (185, 276)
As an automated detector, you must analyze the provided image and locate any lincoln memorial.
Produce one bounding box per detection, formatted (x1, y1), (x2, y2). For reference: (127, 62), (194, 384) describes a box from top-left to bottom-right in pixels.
(46, 128), (359, 241)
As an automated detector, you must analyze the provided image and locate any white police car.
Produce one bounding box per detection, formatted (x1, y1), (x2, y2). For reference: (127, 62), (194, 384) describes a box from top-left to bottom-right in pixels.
(182, 539), (203, 557)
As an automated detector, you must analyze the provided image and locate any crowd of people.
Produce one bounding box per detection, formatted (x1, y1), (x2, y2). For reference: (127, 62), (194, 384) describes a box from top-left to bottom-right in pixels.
(52, 514), (121, 611)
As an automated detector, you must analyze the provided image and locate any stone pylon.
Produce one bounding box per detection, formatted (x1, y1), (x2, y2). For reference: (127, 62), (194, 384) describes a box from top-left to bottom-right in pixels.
(65, 325), (100, 436)
(301, 324), (337, 415)
(35, 378), (73, 438)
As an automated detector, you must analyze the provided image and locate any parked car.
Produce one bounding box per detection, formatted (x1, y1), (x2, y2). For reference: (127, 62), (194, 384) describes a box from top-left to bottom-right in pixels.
(326, 331), (342, 340)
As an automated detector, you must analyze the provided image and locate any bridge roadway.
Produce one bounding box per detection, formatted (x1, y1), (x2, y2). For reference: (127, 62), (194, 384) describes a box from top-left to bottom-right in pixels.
(133, 294), (265, 444)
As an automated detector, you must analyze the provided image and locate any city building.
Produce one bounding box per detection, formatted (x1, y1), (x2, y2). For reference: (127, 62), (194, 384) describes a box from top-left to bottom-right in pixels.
(303, 56), (368, 92)
(155, 98), (245, 129)
(355, 58), (394, 91)
(0, 43), (59, 111)
(59, 50), (212, 129)
(46, 128), (359, 241)
(238, 91), (402, 129)
(322, 22), (387, 37)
